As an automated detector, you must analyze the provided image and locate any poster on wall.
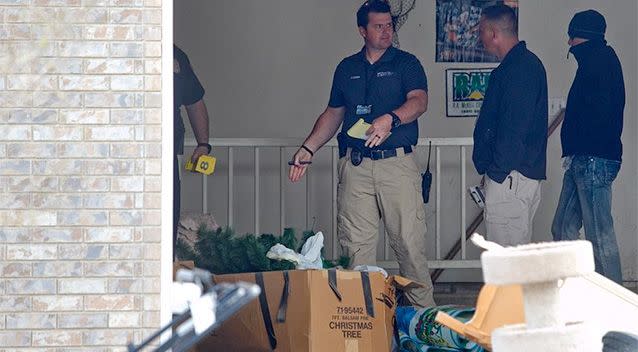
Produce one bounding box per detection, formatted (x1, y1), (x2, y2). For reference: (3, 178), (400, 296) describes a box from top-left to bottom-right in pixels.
(436, 0), (519, 62)
(446, 68), (493, 117)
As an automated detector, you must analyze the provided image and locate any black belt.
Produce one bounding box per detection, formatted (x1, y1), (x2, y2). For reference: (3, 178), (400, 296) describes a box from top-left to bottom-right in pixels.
(339, 146), (412, 160)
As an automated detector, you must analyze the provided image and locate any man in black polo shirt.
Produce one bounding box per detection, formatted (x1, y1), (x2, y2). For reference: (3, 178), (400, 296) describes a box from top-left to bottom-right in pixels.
(472, 5), (548, 246)
(289, 0), (434, 307)
(173, 45), (212, 252)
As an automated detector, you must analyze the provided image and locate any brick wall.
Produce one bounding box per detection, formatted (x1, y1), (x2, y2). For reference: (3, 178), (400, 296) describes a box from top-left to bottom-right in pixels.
(0, 0), (163, 349)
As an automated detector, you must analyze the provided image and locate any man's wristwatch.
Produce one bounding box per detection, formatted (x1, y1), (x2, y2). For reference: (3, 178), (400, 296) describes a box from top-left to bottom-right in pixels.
(197, 142), (212, 154)
(389, 112), (401, 129)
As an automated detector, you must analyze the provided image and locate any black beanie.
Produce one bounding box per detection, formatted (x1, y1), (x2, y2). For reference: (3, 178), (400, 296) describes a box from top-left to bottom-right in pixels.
(568, 10), (606, 40)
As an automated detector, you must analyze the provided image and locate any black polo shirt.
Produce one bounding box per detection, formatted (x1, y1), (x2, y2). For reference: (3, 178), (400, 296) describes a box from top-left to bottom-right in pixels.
(174, 45), (205, 155)
(328, 46), (428, 150)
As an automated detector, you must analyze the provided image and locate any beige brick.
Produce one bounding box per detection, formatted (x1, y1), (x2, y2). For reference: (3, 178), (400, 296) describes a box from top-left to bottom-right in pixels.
(143, 193), (160, 209)
(144, 243), (160, 260)
(7, 143), (56, 158)
(0, 296), (31, 312)
(144, 58), (161, 74)
(112, 176), (143, 192)
(143, 25), (161, 40)
(33, 194), (82, 209)
(58, 313), (108, 328)
(0, 92), (32, 107)
(60, 75), (109, 91)
(7, 74), (57, 90)
(109, 8), (142, 23)
(84, 294), (134, 311)
(144, 176), (160, 192)
(111, 109), (143, 124)
(84, 261), (134, 276)
(0, 228), (29, 242)
(83, 0), (109, 5)
(34, 92), (83, 108)
(58, 142), (109, 158)
(134, 193), (143, 208)
(4, 109), (58, 124)
(31, 228), (83, 242)
(34, 58), (83, 74)
(86, 126), (134, 140)
(143, 8), (161, 24)
(0, 331), (31, 347)
(82, 329), (133, 346)
(60, 176), (109, 192)
(144, 75), (161, 91)
(0, 125), (30, 140)
(85, 92), (138, 108)
(110, 42), (143, 57)
(59, 278), (107, 294)
(83, 193), (133, 208)
(0, 76), (4, 90)
(144, 42), (161, 57)
(33, 160), (84, 175)
(33, 0), (81, 5)
(84, 25), (142, 41)
(111, 75), (143, 90)
(109, 210), (142, 226)
(8, 176), (58, 192)
(142, 310), (160, 327)
(111, 143), (142, 158)
(7, 244), (57, 260)
(33, 126), (84, 141)
(33, 296), (83, 311)
(143, 210), (161, 226)
(60, 109), (109, 124)
(134, 125), (144, 140)
(32, 24), (83, 40)
(144, 159), (161, 175)
(85, 160), (135, 175)
(0, 24), (31, 40)
(58, 244), (107, 260)
(0, 160), (30, 175)
(58, 41), (109, 57)
(33, 261), (82, 276)
(144, 143), (162, 158)
(0, 193), (29, 209)
(33, 330), (83, 347)
(0, 210), (57, 226)
(85, 58), (135, 74)
(6, 313), (56, 329)
(142, 262), (159, 276)
(112, 0), (143, 6)
(109, 243), (143, 259)
(4, 8), (31, 22)
(58, 210), (108, 226)
(59, 8), (107, 23)
(109, 312), (140, 328)
(144, 0), (161, 6)
(85, 228), (133, 242)
(143, 110), (161, 125)
(0, 263), (31, 277)
(108, 278), (143, 293)
(6, 279), (56, 294)
(144, 92), (161, 108)
(0, 144), (5, 158)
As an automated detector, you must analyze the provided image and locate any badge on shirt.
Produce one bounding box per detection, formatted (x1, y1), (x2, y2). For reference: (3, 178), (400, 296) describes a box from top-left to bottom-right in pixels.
(356, 104), (372, 115)
(174, 59), (180, 74)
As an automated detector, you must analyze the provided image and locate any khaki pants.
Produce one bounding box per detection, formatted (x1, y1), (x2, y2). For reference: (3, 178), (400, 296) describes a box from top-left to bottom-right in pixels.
(337, 151), (435, 308)
(484, 171), (541, 246)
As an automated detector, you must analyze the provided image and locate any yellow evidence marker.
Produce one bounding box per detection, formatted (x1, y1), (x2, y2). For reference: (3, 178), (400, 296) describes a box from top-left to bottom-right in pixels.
(185, 155), (216, 175)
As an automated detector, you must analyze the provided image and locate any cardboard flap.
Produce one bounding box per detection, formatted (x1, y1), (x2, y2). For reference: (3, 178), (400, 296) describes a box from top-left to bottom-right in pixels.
(388, 275), (426, 290)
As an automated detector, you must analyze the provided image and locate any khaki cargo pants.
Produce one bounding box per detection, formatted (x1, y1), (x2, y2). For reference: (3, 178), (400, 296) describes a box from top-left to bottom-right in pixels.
(484, 171), (541, 246)
(337, 150), (435, 308)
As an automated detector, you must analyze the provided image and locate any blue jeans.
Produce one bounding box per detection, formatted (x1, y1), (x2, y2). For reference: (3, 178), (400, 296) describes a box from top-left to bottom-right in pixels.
(551, 155), (622, 283)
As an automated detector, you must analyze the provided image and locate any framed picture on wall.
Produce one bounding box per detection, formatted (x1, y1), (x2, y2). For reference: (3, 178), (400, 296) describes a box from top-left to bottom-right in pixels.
(436, 0), (519, 62)
(446, 68), (493, 117)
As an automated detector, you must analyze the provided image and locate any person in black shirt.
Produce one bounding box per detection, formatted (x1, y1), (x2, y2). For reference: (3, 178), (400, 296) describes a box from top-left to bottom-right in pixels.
(472, 5), (548, 246)
(289, 1), (435, 307)
(173, 45), (212, 252)
(551, 10), (625, 283)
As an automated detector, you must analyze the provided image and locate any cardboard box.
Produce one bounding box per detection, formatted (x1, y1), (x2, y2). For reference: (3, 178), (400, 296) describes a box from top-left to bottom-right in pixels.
(195, 269), (414, 352)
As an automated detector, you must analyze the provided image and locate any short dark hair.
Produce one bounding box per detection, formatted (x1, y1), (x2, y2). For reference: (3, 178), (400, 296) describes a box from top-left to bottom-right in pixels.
(357, 0), (392, 28)
(482, 4), (518, 36)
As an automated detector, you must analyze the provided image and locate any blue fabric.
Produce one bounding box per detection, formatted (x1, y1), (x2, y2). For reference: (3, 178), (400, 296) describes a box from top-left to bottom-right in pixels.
(395, 306), (484, 352)
(472, 41), (548, 183)
(551, 155), (622, 283)
(562, 39), (625, 162)
(328, 46), (428, 150)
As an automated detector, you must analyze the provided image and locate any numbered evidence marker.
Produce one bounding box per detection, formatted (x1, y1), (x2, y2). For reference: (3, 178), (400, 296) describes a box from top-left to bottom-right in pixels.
(185, 155), (217, 175)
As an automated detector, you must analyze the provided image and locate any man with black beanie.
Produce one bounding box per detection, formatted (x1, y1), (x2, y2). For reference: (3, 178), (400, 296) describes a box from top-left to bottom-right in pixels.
(551, 10), (625, 284)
